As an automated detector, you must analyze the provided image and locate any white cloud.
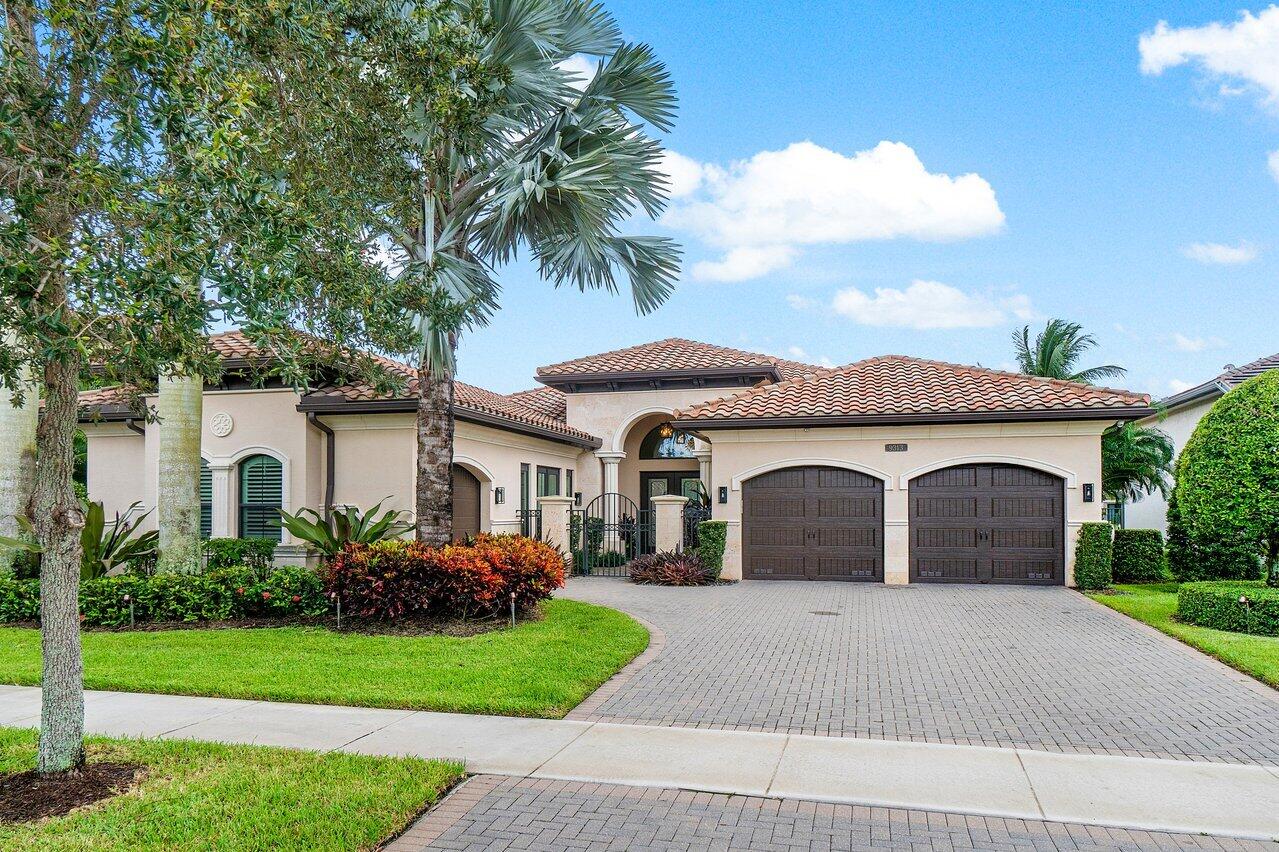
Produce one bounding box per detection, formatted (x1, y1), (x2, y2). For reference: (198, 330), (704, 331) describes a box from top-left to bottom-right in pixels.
(557, 54), (597, 91)
(787, 346), (808, 359)
(1270, 150), (1279, 184)
(1181, 240), (1259, 264)
(658, 151), (708, 199)
(785, 294), (816, 311)
(1171, 333), (1225, 352)
(830, 280), (1034, 330)
(1168, 378), (1196, 393)
(665, 140), (1005, 281)
(692, 245), (796, 282)
(1139, 8), (1279, 108)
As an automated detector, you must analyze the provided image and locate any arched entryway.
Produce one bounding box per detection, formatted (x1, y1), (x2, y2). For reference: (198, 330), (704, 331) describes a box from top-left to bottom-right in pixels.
(452, 464), (482, 541)
(908, 463), (1064, 585)
(742, 465), (884, 582)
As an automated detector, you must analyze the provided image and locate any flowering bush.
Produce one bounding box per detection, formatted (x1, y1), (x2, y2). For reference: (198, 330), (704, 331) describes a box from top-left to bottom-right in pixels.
(327, 535), (565, 620)
(629, 551), (716, 586)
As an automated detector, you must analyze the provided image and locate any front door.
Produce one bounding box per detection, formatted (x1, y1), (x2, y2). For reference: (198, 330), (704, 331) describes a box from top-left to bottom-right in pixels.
(640, 471), (702, 514)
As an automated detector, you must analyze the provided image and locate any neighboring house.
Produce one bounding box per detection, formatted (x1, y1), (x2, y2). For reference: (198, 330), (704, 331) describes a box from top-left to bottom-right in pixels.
(79, 333), (1152, 586)
(1123, 353), (1279, 535)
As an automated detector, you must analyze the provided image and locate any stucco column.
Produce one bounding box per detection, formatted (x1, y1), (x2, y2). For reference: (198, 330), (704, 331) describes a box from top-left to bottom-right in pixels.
(595, 450), (625, 495)
(538, 495), (574, 560)
(209, 463), (233, 539)
(883, 487), (909, 585)
(651, 494), (688, 553)
(693, 448), (712, 493)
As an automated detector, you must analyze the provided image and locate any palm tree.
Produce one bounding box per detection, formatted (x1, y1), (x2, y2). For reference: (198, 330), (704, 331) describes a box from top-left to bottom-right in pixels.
(1012, 319), (1125, 384)
(389, 1), (681, 546)
(156, 373), (204, 572)
(1101, 421), (1174, 504)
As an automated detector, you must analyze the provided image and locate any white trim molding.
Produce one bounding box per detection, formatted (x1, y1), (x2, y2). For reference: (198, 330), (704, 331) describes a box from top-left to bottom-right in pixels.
(730, 458), (894, 491)
(609, 406), (676, 453)
(214, 445), (293, 540)
(897, 455), (1078, 490)
(452, 454), (495, 483)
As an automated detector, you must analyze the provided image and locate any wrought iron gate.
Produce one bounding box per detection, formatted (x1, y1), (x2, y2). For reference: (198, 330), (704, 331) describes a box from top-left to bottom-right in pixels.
(683, 501), (712, 550)
(571, 493), (653, 576)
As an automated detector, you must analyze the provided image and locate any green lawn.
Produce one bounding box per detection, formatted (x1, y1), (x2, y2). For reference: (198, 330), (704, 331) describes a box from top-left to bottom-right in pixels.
(0, 727), (461, 850)
(0, 599), (648, 717)
(1088, 583), (1279, 688)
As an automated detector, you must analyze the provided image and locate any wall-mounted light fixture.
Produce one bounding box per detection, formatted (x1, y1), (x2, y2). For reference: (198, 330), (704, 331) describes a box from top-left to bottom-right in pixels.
(494, 487), (505, 505)
(574, 491), (583, 506)
(1082, 483), (1094, 503)
(718, 486), (728, 504)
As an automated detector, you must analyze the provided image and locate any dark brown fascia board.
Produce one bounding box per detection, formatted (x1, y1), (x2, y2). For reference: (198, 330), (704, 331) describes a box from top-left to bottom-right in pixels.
(535, 365), (783, 391)
(76, 405), (135, 424)
(297, 397), (602, 450)
(1154, 380), (1226, 411)
(671, 406), (1158, 431)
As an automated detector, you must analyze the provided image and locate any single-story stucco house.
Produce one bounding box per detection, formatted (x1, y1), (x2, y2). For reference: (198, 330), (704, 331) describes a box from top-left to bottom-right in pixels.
(79, 332), (1153, 586)
(1123, 352), (1279, 535)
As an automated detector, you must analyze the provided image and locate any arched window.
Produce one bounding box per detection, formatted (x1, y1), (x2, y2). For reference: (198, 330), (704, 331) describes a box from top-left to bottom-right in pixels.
(238, 454), (282, 541)
(199, 459), (212, 539)
(639, 423), (696, 459)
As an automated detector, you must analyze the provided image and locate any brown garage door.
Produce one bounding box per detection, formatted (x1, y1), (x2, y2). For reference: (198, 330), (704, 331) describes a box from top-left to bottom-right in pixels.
(743, 466), (883, 581)
(452, 464), (481, 542)
(909, 463), (1063, 585)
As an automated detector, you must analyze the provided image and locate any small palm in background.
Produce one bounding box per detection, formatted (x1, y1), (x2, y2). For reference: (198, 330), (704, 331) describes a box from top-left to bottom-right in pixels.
(1013, 319), (1173, 508)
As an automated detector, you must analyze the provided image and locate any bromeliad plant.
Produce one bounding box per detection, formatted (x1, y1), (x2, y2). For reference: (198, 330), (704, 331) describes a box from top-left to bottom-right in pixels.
(276, 500), (413, 560)
(0, 501), (159, 580)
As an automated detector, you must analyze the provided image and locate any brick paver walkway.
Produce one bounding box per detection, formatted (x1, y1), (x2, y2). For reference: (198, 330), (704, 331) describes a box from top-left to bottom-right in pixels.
(561, 579), (1279, 764)
(388, 775), (1272, 851)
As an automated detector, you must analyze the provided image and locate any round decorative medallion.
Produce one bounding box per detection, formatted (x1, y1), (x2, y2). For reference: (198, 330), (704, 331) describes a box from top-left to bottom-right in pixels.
(209, 411), (234, 437)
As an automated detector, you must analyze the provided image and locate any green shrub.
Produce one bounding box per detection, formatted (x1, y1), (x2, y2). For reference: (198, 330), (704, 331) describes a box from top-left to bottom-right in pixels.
(1177, 581), (1279, 637)
(1111, 529), (1166, 583)
(0, 576), (39, 622)
(0, 568), (329, 627)
(1073, 522), (1113, 590)
(696, 521), (728, 579)
(204, 538), (276, 573)
(1170, 372), (1279, 585)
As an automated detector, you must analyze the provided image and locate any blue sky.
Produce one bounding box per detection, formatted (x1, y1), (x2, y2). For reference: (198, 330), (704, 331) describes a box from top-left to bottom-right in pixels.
(456, 1), (1279, 398)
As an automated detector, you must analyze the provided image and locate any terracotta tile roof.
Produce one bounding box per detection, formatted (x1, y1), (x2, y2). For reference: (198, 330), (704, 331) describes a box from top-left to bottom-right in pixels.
(507, 387), (568, 422)
(78, 386), (131, 408)
(675, 356), (1152, 425)
(1157, 351), (1279, 409)
(535, 338), (816, 382)
(152, 331), (600, 446)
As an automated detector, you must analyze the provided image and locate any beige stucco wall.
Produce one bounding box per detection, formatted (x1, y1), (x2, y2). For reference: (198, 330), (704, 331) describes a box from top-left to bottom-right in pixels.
(1124, 397), (1215, 534)
(322, 413), (583, 534)
(82, 423), (146, 521)
(564, 386), (745, 503)
(703, 420), (1109, 586)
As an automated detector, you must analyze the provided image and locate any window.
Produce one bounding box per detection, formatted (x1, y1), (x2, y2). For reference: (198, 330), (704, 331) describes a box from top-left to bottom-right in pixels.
(537, 465), (560, 498)
(639, 424), (696, 459)
(238, 454), (282, 541)
(519, 463), (532, 536)
(199, 459), (212, 539)
(566, 470), (575, 503)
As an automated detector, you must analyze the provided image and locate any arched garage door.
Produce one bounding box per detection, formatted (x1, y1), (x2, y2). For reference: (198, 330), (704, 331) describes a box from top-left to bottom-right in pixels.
(909, 463), (1063, 585)
(743, 466), (883, 581)
(452, 464), (482, 542)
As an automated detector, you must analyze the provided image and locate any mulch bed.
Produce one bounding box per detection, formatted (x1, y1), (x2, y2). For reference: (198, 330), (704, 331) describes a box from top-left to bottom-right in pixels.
(4, 606), (545, 638)
(0, 763), (142, 823)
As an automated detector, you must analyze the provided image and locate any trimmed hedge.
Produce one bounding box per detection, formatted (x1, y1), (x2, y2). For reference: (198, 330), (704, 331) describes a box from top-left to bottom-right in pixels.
(1111, 529), (1166, 583)
(696, 521), (728, 579)
(327, 534), (565, 621)
(1073, 522), (1114, 590)
(1177, 581), (1279, 637)
(0, 566), (328, 627)
(204, 537), (277, 572)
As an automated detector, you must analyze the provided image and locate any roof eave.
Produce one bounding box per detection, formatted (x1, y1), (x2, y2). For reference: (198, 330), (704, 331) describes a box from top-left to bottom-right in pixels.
(1153, 380), (1228, 411)
(672, 406), (1157, 431)
(297, 397), (602, 449)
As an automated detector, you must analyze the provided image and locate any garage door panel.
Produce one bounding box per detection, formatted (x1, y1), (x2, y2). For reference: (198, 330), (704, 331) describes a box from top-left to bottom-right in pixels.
(910, 463), (1063, 585)
(743, 465), (883, 582)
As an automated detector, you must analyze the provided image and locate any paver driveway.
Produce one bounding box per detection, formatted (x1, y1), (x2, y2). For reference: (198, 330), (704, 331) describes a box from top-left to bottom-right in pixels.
(561, 579), (1279, 765)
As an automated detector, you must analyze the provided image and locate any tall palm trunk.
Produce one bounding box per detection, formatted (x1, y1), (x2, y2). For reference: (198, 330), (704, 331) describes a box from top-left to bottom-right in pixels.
(31, 349), (87, 774)
(415, 365), (454, 547)
(156, 373), (203, 572)
(0, 353), (38, 575)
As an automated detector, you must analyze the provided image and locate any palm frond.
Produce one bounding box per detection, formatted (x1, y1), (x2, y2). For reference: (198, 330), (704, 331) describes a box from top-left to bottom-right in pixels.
(581, 42), (677, 132)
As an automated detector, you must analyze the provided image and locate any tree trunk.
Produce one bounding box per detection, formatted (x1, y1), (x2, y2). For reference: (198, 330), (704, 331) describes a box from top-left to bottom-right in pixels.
(415, 366), (454, 547)
(156, 372), (203, 572)
(30, 351), (87, 774)
(1267, 537), (1279, 588)
(0, 357), (39, 575)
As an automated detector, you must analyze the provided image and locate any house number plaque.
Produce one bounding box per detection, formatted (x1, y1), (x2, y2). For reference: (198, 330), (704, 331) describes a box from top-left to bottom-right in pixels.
(884, 443), (908, 452)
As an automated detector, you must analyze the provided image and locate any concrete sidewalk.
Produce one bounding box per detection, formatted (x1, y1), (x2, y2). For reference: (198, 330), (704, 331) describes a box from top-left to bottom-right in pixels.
(3, 685), (1278, 842)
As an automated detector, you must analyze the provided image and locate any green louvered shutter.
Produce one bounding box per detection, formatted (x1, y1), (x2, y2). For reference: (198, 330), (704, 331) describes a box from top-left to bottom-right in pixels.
(199, 459), (213, 539)
(238, 455), (282, 541)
